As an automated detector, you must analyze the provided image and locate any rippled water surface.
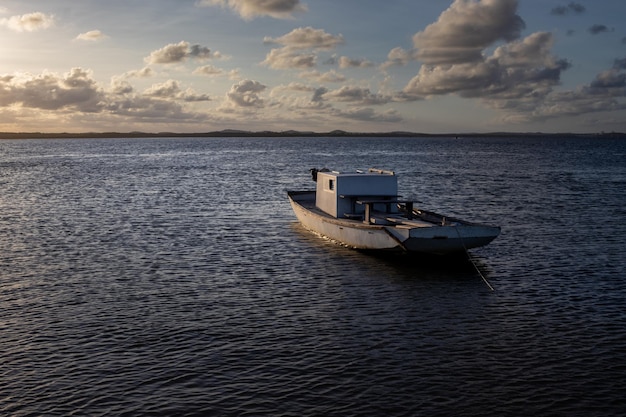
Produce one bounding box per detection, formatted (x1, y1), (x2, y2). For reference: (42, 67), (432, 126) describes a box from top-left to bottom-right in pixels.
(1, 136), (625, 416)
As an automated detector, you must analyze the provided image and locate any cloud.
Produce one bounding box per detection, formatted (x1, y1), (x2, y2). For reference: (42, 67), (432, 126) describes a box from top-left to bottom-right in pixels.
(586, 69), (626, 94)
(338, 56), (374, 69)
(262, 27), (343, 70)
(110, 68), (154, 94)
(262, 48), (316, 69)
(491, 31), (564, 68)
(483, 57), (626, 123)
(520, 69), (626, 122)
(75, 30), (107, 41)
(225, 79), (266, 107)
(144, 80), (211, 102)
(402, 2), (564, 101)
(124, 67), (154, 78)
(412, 0), (525, 65)
(111, 79), (134, 95)
(146, 41), (212, 64)
(299, 69), (346, 83)
(322, 86), (390, 105)
(405, 32), (570, 99)
(0, 68), (217, 131)
(192, 66), (240, 81)
(1, 12), (54, 32)
(588, 24), (612, 35)
(104, 95), (194, 121)
(144, 80), (184, 98)
(311, 87), (328, 102)
(381, 47), (415, 69)
(196, 0), (306, 20)
(0, 68), (103, 112)
(268, 83), (330, 111)
(0, 67), (211, 126)
(226, 69), (241, 80)
(270, 82), (316, 97)
(398, 0), (573, 122)
(264, 27), (343, 50)
(550, 2), (586, 16)
(193, 65), (223, 76)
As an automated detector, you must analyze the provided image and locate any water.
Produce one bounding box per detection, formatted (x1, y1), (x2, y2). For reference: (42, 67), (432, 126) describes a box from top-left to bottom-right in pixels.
(1, 136), (625, 416)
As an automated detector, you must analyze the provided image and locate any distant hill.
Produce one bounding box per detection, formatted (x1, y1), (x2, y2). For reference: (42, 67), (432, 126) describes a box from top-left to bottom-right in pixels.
(1, 130), (625, 139)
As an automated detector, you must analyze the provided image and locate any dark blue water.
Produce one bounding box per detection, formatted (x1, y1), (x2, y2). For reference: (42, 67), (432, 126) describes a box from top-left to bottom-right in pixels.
(1, 136), (625, 416)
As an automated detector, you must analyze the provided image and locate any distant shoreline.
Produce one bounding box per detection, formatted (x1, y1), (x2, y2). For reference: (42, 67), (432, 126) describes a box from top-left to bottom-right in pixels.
(1, 130), (625, 139)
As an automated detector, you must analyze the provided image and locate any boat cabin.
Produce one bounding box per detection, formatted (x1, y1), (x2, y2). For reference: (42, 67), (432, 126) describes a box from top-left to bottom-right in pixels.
(315, 169), (400, 219)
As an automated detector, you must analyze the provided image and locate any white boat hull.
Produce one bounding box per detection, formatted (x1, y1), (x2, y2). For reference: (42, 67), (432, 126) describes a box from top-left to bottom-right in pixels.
(288, 191), (500, 255)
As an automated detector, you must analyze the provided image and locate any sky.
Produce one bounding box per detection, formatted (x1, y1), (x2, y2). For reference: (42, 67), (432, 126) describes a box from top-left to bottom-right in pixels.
(1, 0), (625, 134)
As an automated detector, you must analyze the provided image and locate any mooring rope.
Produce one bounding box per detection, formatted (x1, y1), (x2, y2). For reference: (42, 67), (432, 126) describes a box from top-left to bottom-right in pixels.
(455, 227), (494, 291)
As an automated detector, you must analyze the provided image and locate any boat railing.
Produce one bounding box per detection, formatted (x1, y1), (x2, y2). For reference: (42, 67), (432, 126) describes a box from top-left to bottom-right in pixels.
(356, 199), (416, 223)
(339, 194), (401, 219)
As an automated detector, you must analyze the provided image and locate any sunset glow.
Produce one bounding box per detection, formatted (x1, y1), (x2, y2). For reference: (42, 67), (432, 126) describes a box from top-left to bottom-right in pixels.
(1, 0), (625, 133)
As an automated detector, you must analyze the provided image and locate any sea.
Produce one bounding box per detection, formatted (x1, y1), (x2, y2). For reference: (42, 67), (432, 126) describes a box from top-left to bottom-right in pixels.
(1, 135), (625, 416)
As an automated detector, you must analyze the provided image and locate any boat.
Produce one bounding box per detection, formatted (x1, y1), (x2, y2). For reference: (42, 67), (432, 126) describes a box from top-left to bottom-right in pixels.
(287, 168), (500, 255)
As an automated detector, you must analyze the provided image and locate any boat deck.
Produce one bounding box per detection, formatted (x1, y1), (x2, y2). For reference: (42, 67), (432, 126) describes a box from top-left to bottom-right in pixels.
(290, 190), (440, 228)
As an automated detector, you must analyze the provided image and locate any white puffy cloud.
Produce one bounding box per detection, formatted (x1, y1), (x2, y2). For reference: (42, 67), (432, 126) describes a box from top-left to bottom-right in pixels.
(0, 68), (211, 128)
(144, 80), (183, 98)
(196, 0), (306, 20)
(491, 32), (557, 68)
(268, 83), (330, 111)
(389, 0), (626, 126)
(75, 30), (107, 41)
(381, 47), (415, 69)
(193, 65), (223, 76)
(111, 79), (134, 95)
(262, 48), (316, 69)
(404, 32), (569, 100)
(123, 67), (154, 78)
(404, 61), (498, 97)
(146, 41), (212, 64)
(225, 79), (266, 107)
(322, 86), (390, 105)
(413, 0), (525, 65)
(1, 12), (54, 32)
(144, 80), (210, 102)
(264, 27), (343, 50)
(104, 95), (193, 121)
(262, 27), (343, 70)
(398, 0), (576, 125)
(267, 83), (399, 123)
(0, 68), (102, 112)
(110, 67), (154, 94)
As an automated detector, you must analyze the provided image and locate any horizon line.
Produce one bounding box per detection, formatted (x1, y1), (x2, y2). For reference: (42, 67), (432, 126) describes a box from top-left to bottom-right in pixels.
(1, 129), (625, 139)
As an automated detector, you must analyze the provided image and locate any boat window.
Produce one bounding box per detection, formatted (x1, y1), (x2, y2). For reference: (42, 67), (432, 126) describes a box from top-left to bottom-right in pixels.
(329, 179), (334, 191)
